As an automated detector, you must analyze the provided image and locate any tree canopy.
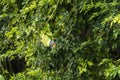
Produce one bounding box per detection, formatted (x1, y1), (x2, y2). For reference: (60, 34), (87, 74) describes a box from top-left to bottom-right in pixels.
(0, 0), (120, 80)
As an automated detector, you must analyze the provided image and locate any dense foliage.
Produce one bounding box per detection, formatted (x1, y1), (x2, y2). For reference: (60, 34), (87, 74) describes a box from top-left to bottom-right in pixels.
(0, 0), (120, 80)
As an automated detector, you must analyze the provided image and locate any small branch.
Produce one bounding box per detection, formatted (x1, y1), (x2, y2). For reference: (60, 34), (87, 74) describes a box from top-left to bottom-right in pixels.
(46, 0), (60, 23)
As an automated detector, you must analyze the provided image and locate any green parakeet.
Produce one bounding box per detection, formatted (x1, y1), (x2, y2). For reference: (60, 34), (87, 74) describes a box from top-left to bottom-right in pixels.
(40, 34), (51, 47)
(40, 31), (56, 47)
(40, 23), (57, 48)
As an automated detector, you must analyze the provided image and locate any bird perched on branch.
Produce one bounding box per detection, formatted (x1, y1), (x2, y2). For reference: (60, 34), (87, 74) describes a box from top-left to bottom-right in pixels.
(40, 31), (56, 48)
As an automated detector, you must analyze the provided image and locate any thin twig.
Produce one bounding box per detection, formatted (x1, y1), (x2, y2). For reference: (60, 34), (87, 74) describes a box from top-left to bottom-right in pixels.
(46, 0), (60, 23)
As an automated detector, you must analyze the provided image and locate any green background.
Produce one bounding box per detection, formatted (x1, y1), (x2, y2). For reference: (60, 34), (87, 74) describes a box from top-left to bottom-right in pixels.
(0, 0), (120, 80)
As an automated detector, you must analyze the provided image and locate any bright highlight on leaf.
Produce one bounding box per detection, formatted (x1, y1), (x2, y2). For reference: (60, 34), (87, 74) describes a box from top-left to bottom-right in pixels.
(0, 75), (5, 80)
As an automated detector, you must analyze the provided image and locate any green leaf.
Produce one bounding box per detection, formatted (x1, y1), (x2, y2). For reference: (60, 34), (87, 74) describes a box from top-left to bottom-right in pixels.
(0, 75), (5, 80)
(0, 13), (8, 18)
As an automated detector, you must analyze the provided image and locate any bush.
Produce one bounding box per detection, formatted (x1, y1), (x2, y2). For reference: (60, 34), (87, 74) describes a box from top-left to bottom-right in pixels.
(0, 0), (120, 80)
